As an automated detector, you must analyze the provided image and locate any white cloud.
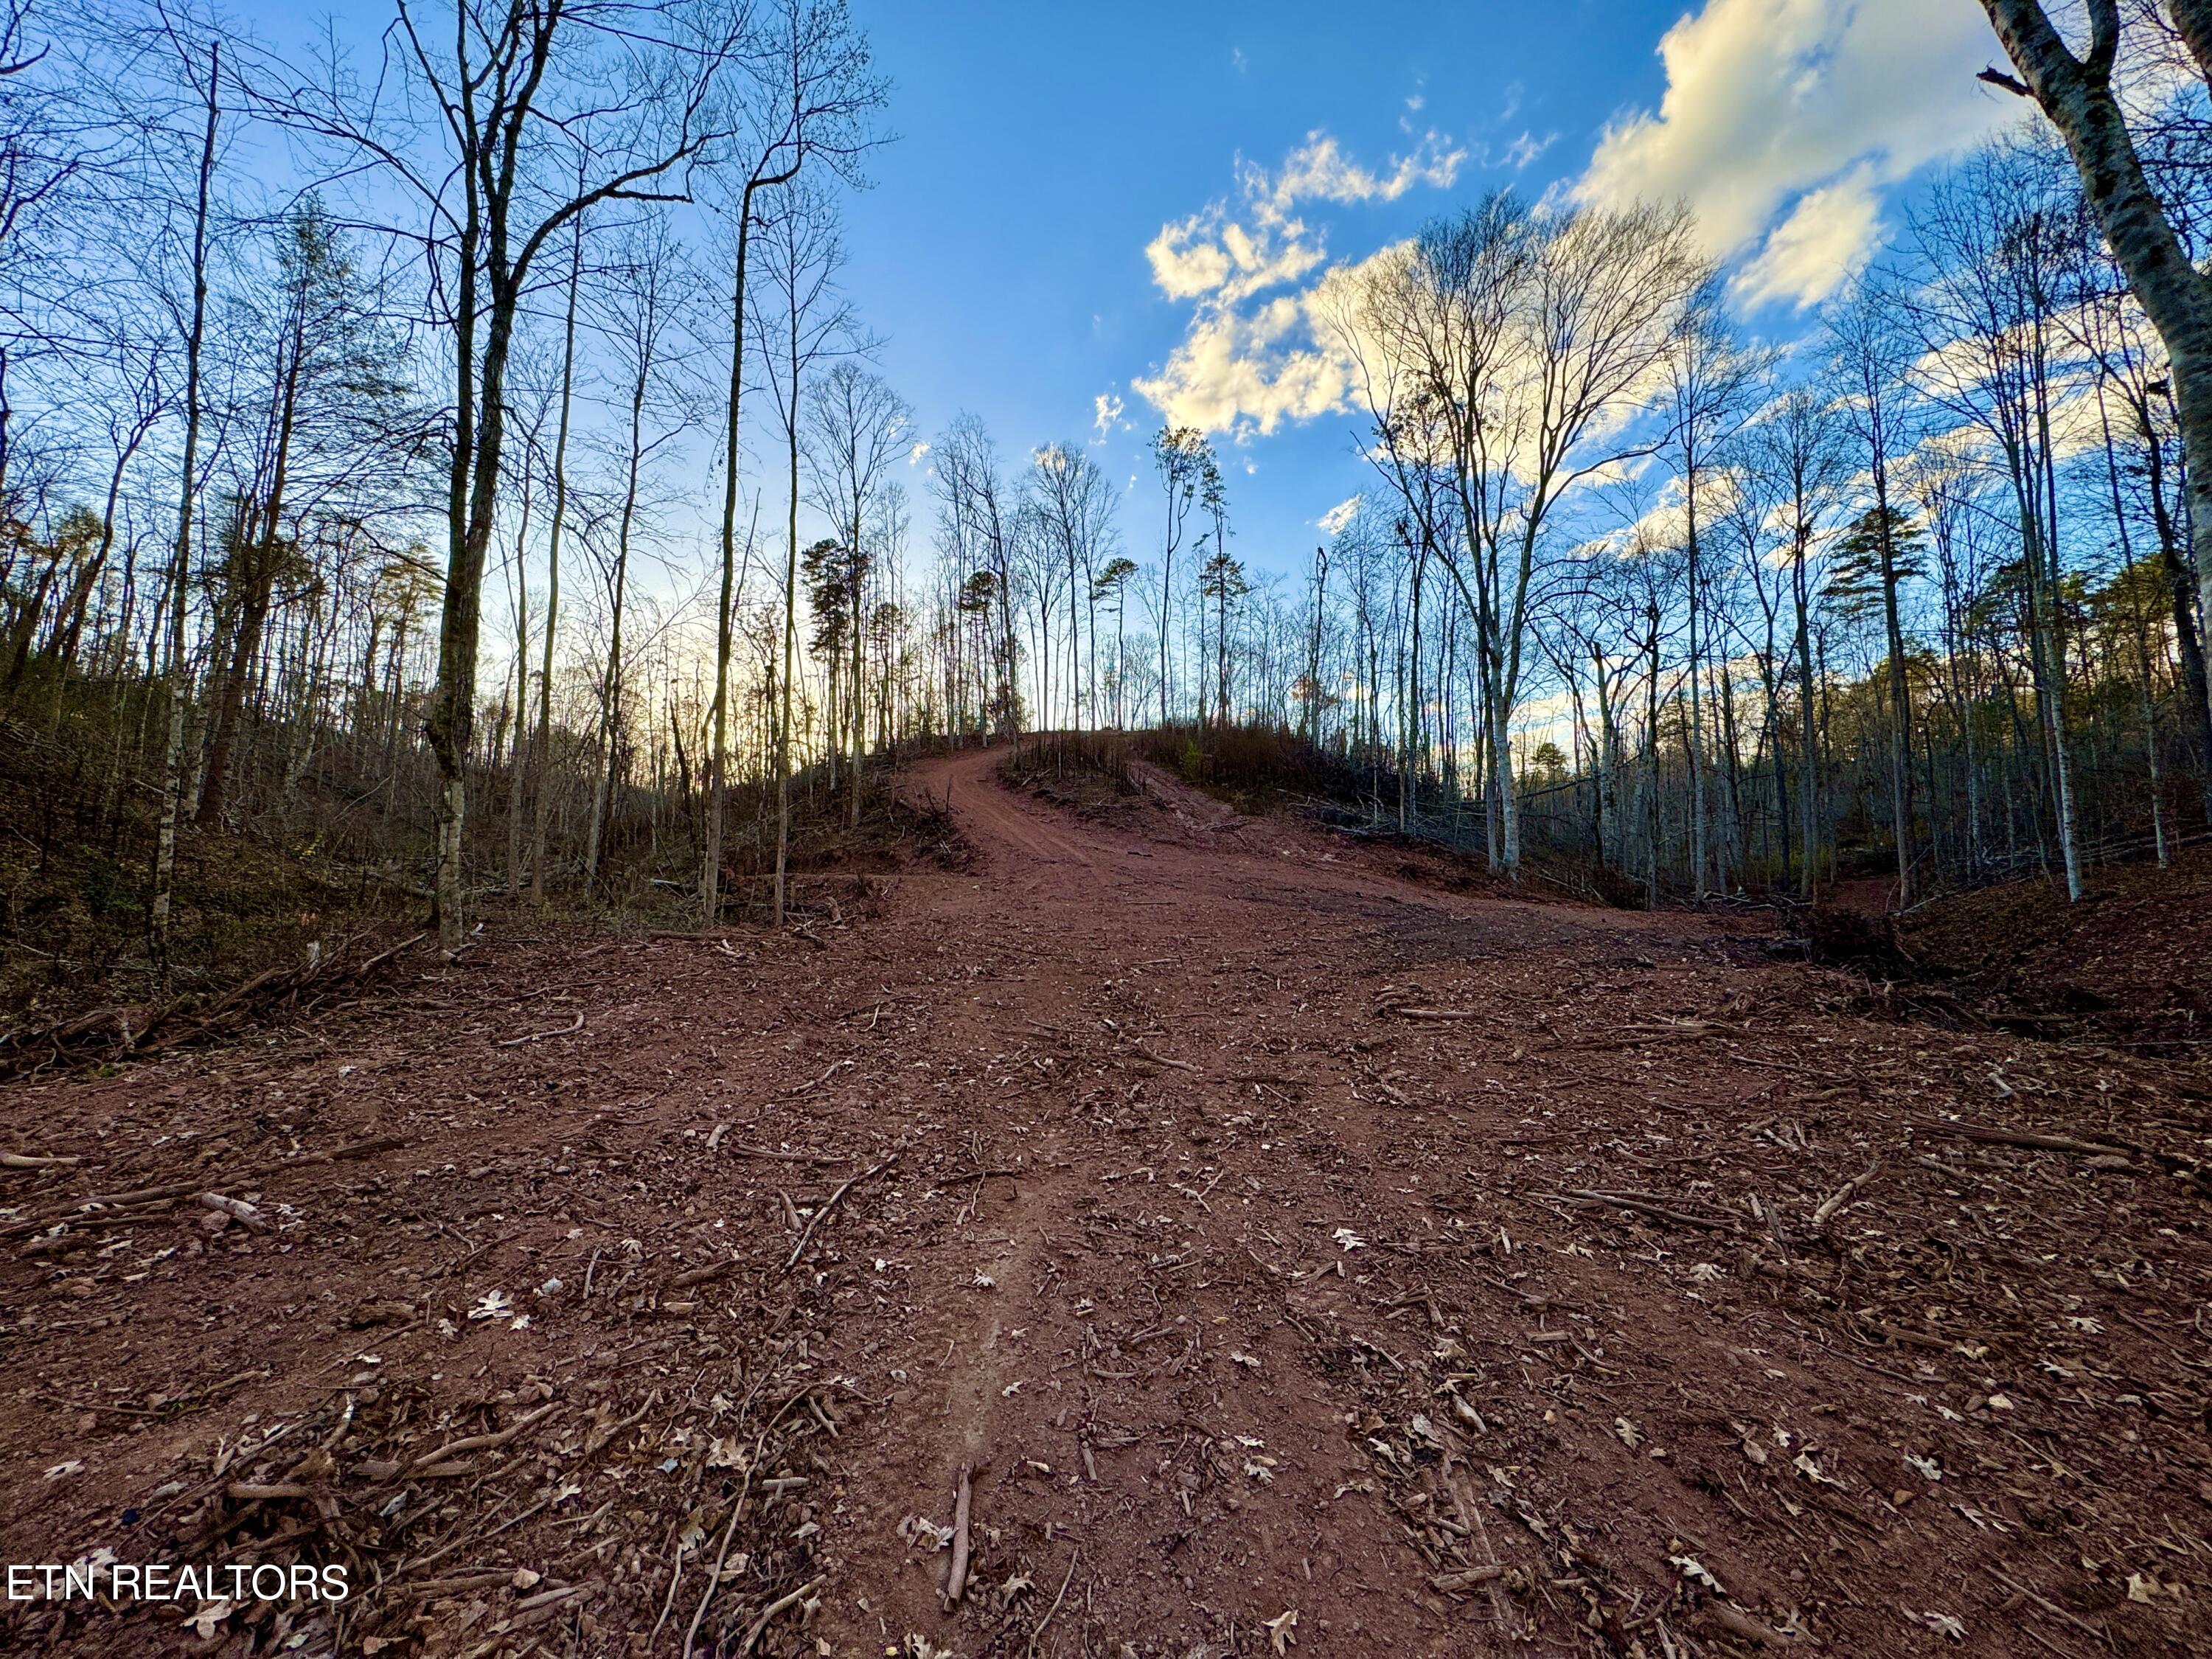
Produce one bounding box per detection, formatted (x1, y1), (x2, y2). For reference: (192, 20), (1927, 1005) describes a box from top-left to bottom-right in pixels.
(1146, 209), (1323, 305)
(1730, 166), (1882, 310)
(1091, 392), (1124, 440)
(1144, 128), (1464, 307)
(1501, 131), (1556, 170)
(1138, 129), (1462, 435)
(1265, 130), (1464, 212)
(1133, 286), (1358, 437)
(1579, 0), (2015, 302)
(1135, 0), (2015, 436)
(1317, 494), (1363, 536)
(907, 440), (931, 466)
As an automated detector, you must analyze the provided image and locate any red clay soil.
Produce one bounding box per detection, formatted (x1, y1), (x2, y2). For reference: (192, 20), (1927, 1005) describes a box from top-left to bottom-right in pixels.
(3, 747), (2208, 1659)
(1900, 843), (2212, 1046)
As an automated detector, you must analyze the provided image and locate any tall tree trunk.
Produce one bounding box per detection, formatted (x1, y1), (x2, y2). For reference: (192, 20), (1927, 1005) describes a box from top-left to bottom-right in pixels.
(1978, 0), (2212, 757)
(504, 463), (533, 897)
(151, 43), (217, 959)
(529, 218), (582, 907)
(1872, 473), (1913, 907)
(774, 274), (801, 926)
(703, 191), (765, 923)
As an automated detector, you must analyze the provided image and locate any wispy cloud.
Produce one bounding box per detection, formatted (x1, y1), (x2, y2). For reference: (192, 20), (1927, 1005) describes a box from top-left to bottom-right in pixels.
(1091, 391), (1125, 441)
(1318, 494), (1362, 536)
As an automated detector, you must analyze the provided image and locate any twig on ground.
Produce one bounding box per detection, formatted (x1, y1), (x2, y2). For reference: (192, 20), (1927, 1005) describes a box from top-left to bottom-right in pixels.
(406, 1400), (560, 1473)
(495, 1011), (585, 1047)
(784, 1152), (900, 1271)
(1810, 1161), (1880, 1226)
(198, 1192), (270, 1233)
(1029, 1549), (1079, 1655)
(682, 1455), (757, 1659)
(740, 1575), (823, 1655)
(942, 1464), (974, 1607)
(1559, 1189), (1733, 1233)
(1130, 1042), (1197, 1073)
(726, 1144), (857, 1166)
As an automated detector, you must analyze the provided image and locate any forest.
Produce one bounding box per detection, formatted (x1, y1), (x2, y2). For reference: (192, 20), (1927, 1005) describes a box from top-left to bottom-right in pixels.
(4, 4), (2212, 1658)
(4, 0), (2212, 1010)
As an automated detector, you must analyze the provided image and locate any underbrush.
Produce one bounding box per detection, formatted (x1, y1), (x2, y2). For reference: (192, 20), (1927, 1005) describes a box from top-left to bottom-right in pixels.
(1773, 844), (2212, 1054)
(0, 713), (414, 1041)
(995, 731), (1147, 819)
(1, 709), (970, 1040)
(1128, 722), (1370, 813)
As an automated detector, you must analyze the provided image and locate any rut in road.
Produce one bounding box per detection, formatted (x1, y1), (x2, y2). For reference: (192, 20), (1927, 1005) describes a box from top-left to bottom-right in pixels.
(4, 745), (2207, 1659)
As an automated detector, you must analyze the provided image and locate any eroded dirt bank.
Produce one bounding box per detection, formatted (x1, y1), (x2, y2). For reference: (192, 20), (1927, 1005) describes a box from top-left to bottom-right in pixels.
(3, 746), (2208, 1659)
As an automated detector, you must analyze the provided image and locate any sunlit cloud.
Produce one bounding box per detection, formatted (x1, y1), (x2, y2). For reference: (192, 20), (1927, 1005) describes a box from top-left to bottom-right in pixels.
(1577, 0), (2015, 306)
(1137, 125), (1464, 436)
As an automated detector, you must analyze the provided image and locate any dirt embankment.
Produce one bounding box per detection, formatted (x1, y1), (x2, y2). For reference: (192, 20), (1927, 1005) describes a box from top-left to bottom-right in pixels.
(2, 746), (2207, 1659)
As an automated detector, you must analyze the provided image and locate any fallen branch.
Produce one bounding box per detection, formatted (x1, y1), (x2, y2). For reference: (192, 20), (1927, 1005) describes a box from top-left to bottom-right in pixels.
(1570, 1020), (1748, 1053)
(1700, 1602), (1793, 1646)
(1029, 1549), (1079, 1655)
(784, 1152), (900, 1271)
(406, 1400), (560, 1473)
(1431, 1565), (1508, 1593)
(495, 1011), (584, 1048)
(942, 1466), (974, 1607)
(1559, 1189), (1733, 1233)
(1, 931), (429, 1079)
(779, 1058), (853, 1096)
(684, 1454), (759, 1659)
(670, 1257), (737, 1290)
(1902, 1115), (2129, 1158)
(740, 1575), (823, 1655)
(1810, 1161), (1879, 1227)
(1, 1152), (80, 1169)
(726, 1144), (858, 1166)
(198, 1192), (270, 1233)
(1129, 1042), (1197, 1073)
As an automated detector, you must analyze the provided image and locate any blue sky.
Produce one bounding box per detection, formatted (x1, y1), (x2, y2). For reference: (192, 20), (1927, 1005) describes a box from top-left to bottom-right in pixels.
(839, 0), (2021, 590)
(217, 0), (2025, 591)
(843, 1), (1677, 583)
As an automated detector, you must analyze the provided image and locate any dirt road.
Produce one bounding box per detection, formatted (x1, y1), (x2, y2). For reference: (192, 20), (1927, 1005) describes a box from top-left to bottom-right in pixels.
(4, 746), (2208, 1658)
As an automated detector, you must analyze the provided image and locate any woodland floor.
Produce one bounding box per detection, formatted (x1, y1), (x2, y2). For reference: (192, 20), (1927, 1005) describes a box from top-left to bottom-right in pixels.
(3, 747), (2209, 1659)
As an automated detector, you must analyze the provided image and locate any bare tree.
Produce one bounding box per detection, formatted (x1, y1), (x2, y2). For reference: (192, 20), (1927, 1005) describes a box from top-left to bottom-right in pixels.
(1664, 274), (1764, 897)
(750, 173), (850, 924)
(1150, 425), (1214, 723)
(150, 29), (217, 956)
(802, 360), (908, 824)
(1975, 0), (2212, 749)
(935, 414), (1019, 736)
(1905, 139), (2085, 900)
(1348, 194), (1703, 875)
(1747, 386), (1851, 898)
(267, 0), (750, 948)
(528, 204), (585, 905)
(582, 215), (698, 891)
(703, 0), (881, 922)
(1826, 282), (1920, 906)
